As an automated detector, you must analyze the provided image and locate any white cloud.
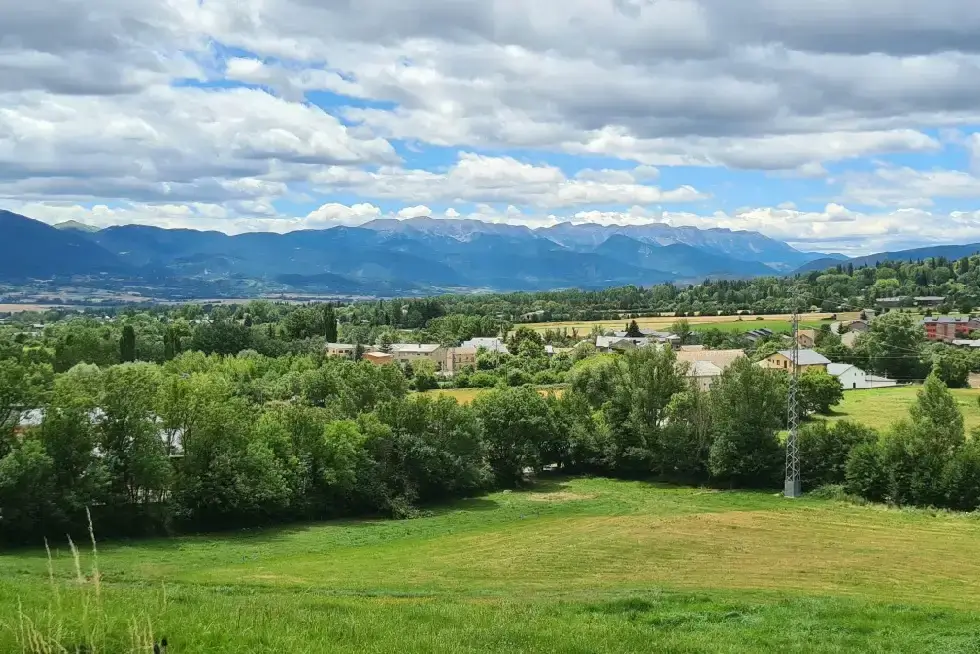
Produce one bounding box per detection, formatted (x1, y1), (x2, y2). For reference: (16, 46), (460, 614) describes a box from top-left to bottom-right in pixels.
(0, 86), (397, 202)
(836, 166), (980, 207)
(4, 0), (980, 256)
(307, 152), (708, 208)
(396, 205), (432, 219)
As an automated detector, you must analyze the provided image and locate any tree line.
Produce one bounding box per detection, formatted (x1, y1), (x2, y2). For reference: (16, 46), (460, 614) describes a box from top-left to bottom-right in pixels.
(3, 331), (976, 545)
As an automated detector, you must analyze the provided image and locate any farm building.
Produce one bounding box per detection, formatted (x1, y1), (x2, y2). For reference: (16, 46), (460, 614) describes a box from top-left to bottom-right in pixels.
(827, 363), (897, 390)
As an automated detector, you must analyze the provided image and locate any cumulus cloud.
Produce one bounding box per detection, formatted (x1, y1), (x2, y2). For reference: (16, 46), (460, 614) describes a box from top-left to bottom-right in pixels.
(4, 0), (980, 254)
(307, 153), (708, 208)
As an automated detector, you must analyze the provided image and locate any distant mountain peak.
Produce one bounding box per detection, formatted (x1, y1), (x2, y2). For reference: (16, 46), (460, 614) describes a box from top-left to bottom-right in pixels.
(53, 220), (100, 233)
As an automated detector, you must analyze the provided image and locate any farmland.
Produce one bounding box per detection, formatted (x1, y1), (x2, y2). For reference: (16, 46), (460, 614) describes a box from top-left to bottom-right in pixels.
(425, 386), (565, 404)
(523, 312), (857, 335)
(4, 477), (980, 652)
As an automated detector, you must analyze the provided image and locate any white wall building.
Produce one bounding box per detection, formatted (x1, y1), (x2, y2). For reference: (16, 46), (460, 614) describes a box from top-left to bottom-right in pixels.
(827, 363), (897, 390)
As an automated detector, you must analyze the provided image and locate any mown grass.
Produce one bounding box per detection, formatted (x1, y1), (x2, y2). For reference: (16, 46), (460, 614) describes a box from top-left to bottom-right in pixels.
(822, 386), (980, 432)
(4, 477), (980, 652)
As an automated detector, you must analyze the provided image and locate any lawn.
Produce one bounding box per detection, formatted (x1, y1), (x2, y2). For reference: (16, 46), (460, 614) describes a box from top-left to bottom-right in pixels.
(4, 477), (980, 652)
(524, 312), (851, 335)
(823, 386), (980, 433)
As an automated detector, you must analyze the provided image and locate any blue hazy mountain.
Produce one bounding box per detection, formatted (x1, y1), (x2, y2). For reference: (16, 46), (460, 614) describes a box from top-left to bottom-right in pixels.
(0, 211), (130, 279)
(2, 212), (838, 292)
(793, 243), (980, 275)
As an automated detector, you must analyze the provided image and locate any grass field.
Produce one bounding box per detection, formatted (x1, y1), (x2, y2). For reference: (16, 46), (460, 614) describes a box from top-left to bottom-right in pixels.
(524, 312), (856, 335)
(822, 386), (980, 432)
(4, 477), (980, 652)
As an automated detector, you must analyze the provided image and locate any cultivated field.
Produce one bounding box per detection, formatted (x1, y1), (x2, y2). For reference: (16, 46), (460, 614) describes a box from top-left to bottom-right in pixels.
(425, 386), (565, 404)
(4, 477), (980, 652)
(524, 312), (857, 335)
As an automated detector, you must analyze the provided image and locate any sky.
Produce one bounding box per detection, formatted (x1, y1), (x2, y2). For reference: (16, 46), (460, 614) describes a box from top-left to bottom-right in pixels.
(2, 1), (980, 256)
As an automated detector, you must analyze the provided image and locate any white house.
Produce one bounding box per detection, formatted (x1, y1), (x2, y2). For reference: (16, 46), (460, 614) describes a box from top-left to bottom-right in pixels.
(827, 363), (897, 390)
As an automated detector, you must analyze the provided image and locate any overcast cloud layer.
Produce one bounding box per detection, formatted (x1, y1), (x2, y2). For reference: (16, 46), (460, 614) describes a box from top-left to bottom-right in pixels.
(2, 0), (980, 255)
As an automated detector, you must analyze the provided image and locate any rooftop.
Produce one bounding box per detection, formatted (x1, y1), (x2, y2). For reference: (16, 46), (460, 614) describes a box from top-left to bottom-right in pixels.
(462, 337), (509, 353)
(391, 343), (442, 354)
(776, 349), (831, 366)
(687, 360), (723, 377)
(675, 348), (746, 369)
(922, 316), (977, 324)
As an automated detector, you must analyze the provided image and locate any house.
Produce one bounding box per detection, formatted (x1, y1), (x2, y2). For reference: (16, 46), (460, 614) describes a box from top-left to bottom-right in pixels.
(362, 351), (395, 366)
(687, 360), (723, 391)
(847, 319), (870, 333)
(827, 363), (897, 390)
(759, 349), (831, 373)
(914, 296), (947, 307)
(840, 331), (860, 348)
(390, 343), (447, 371)
(596, 335), (665, 352)
(613, 329), (681, 348)
(921, 316), (980, 342)
(675, 348), (746, 371)
(445, 346), (478, 374)
(596, 336), (638, 352)
(796, 329), (817, 348)
(745, 327), (774, 343)
(326, 343), (356, 357)
(462, 337), (509, 354)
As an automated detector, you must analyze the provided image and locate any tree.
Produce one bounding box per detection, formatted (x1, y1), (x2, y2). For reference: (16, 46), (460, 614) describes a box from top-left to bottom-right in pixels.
(625, 319), (643, 338)
(508, 326), (545, 357)
(473, 386), (559, 486)
(670, 319), (692, 345)
(119, 325), (136, 362)
(798, 368), (844, 415)
(376, 331), (394, 353)
(603, 347), (686, 475)
(860, 312), (927, 380)
(799, 420), (877, 488)
(909, 373), (964, 453)
(708, 358), (786, 487)
(932, 348), (971, 388)
(323, 305), (338, 343)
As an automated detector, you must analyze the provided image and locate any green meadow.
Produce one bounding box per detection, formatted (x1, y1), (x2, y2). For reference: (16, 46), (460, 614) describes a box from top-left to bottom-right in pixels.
(4, 476), (980, 652)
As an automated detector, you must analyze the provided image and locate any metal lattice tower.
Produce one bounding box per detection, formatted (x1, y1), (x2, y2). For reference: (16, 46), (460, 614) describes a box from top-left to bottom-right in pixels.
(784, 307), (802, 498)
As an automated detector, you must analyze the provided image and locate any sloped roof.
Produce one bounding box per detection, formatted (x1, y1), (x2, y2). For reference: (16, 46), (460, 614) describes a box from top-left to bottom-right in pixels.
(827, 363), (854, 377)
(687, 360), (723, 377)
(462, 337), (509, 353)
(776, 349), (831, 365)
(675, 348), (746, 370)
(391, 343), (442, 354)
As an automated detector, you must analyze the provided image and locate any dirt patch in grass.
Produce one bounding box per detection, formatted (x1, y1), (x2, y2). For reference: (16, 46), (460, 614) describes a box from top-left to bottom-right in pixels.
(525, 492), (597, 503)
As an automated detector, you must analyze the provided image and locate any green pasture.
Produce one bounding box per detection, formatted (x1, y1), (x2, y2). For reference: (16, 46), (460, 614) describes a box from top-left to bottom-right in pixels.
(4, 476), (980, 652)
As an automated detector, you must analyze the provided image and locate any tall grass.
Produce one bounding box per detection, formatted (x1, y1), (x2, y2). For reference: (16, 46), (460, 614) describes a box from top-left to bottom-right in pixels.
(8, 509), (167, 654)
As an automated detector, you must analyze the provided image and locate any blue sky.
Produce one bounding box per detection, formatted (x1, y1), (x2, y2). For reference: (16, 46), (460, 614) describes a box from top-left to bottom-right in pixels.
(2, 0), (980, 256)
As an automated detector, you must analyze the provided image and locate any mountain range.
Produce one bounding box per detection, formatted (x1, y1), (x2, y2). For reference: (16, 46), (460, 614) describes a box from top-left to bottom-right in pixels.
(1, 210), (842, 294)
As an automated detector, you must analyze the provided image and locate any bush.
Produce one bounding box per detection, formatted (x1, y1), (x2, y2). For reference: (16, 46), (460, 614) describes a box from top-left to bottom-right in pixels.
(799, 420), (878, 488)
